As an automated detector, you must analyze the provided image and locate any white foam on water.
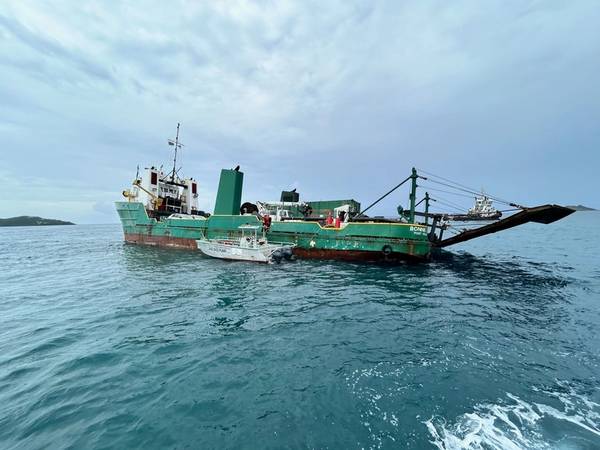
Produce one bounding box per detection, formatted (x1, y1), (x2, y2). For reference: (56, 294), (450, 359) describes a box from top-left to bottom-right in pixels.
(348, 362), (599, 449)
(425, 382), (600, 450)
(347, 362), (415, 449)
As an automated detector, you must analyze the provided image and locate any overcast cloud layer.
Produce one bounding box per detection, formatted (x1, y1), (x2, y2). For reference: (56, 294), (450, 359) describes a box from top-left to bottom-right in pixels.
(1, 0), (599, 223)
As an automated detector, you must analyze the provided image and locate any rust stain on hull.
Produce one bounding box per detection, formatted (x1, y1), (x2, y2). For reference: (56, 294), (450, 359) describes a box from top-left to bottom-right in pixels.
(124, 233), (197, 250)
(293, 248), (428, 263)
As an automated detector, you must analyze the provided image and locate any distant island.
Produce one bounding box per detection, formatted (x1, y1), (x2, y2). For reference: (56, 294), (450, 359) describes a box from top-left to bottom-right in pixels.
(566, 205), (597, 211)
(0, 216), (75, 227)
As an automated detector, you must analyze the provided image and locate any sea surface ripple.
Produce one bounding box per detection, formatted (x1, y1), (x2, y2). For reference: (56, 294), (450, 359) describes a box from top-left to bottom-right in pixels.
(0, 213), (599, 449)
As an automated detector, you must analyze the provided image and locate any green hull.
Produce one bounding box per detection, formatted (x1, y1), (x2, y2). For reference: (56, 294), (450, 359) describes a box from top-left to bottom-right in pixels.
(116, 202), (431, 261)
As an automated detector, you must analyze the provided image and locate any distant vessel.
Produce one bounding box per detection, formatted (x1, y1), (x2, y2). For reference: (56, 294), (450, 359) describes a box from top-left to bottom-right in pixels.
(467, 194), (501, 219)
(115, 124), (574, 262)
(196, 225), (294, 263)
(446, 194), (502, 221)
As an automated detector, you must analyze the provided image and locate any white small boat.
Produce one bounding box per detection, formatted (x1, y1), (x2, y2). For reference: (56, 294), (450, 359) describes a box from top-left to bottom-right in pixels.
(196, 225), (295, 263)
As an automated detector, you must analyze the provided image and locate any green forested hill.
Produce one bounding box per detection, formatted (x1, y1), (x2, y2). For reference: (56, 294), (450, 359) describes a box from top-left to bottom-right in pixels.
(566, 205), (597, 211)
(0, 216), (75, 227)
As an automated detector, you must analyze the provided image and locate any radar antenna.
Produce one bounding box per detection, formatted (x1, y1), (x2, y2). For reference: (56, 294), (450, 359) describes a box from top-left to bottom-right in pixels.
(167, 123), (184, 182)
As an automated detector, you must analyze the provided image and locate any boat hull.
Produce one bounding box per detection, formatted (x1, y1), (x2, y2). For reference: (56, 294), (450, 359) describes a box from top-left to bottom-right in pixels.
(196, 239), (285, 263)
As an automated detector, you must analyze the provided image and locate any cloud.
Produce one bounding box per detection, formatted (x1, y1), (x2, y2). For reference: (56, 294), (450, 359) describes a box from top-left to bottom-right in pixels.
(1, 0), (599, 223)
(0, 14), (115, 87)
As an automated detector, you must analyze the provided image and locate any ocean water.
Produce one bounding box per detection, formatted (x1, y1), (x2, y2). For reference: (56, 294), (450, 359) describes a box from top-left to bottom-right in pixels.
(0, 212), (599, 449)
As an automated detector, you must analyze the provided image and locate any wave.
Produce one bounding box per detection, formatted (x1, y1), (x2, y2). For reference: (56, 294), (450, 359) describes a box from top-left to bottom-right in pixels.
(425, 381), (600, 449)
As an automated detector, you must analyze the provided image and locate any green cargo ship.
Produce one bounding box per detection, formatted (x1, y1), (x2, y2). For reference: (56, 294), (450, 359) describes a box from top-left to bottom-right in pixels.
(116, 126), (573, 262)
(117, 165), (431, 262)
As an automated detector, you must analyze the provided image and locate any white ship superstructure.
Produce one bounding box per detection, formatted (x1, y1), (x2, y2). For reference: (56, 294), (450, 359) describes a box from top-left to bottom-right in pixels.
(121, 123), (203, 218)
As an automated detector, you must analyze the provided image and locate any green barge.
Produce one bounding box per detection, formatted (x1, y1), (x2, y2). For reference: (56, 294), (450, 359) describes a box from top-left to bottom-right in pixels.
(117, 168), (431, 262)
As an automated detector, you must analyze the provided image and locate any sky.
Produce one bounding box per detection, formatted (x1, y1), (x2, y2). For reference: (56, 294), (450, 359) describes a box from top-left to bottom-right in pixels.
(1, 0), (599, 223)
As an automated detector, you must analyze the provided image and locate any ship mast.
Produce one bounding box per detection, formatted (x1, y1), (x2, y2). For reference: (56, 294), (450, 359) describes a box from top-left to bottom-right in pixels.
(167, 123), (184, 183)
